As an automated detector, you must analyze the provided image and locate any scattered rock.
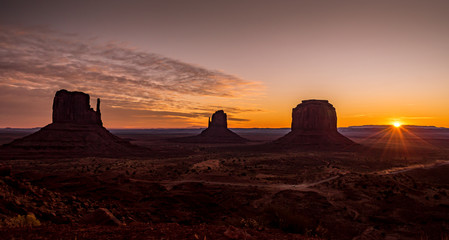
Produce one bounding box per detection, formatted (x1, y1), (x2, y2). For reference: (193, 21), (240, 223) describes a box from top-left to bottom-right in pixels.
(224, 226), (253, 240)
(82, 208), (123, 226)
(353, 226), (384, 240)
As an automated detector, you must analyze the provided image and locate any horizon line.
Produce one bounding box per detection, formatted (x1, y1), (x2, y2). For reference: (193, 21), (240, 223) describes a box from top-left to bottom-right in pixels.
(1, 124), (446, 130)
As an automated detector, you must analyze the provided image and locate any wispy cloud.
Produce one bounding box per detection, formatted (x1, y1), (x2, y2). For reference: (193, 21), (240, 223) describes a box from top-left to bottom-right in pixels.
(0, 25), (262, 126)
(346, 114), (368, 118)
(401, 116), (435, 120)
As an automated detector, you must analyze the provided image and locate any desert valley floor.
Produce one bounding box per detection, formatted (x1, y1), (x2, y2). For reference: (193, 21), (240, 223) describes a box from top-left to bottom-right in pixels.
(1, 126), (449, 239)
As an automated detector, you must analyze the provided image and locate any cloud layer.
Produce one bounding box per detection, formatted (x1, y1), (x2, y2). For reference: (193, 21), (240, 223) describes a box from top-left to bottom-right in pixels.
(0, 25), (262, 127)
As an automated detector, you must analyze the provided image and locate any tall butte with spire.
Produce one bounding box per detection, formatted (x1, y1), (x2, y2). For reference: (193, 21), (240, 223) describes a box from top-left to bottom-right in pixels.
(52, 89), (102, 125)
(276, 100), (355, 147)
(1, 89), (140, 158)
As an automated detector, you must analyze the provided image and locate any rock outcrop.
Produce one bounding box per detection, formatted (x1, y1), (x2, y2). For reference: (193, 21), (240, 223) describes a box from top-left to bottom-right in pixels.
(207, 110), (227, 129)
(291, 100), (337, 132)
(52, 90), (102, 125)
(276, 100), (354, 147)
(82, 208), (123, 226)
(173, 110), (247, 143)
(1, 90), (144, 158)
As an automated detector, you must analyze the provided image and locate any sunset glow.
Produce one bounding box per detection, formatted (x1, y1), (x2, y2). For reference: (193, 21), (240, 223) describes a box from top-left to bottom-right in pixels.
(1, 3), (449, 238)
(1, 1), (449, 128)
(393, 122), (402, 128)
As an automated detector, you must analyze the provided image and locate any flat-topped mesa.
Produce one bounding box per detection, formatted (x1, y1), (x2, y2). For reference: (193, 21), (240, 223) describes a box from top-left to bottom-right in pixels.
(207, 110), (227, 129)
(291, 100), (336, 132)
(276, 99), (354, 146)
(52, 89), (102, 126)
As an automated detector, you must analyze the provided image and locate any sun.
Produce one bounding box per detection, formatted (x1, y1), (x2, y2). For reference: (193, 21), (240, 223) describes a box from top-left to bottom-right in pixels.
(393, 122), (402, 128)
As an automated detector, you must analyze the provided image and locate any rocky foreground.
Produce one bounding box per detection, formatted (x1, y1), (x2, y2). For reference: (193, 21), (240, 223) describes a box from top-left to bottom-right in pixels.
(1, 148), (448, 239)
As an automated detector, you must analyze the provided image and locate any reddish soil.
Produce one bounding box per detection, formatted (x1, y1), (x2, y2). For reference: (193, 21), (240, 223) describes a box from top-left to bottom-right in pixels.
(1, 127), (449, 239)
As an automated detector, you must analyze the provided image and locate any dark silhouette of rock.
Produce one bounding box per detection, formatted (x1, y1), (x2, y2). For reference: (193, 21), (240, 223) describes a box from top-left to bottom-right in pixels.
(0, 89), (146, 158)
(52, 90), (102, 125)
(276, 100), (354, 146)
(207, 110), (227, 128)
(200, 110), (240, 139)
(291, 100), (337, 132)
(172, 110), (247, 143)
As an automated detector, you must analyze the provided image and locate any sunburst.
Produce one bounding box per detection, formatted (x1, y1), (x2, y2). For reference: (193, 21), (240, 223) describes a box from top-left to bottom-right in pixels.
(393, 122), (402, 128)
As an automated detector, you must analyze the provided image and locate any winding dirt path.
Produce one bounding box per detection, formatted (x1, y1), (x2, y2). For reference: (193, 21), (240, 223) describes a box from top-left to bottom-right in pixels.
(376, 160), (449, 175)
(130, 175), (341, 192)
(130, 160), (449, 194)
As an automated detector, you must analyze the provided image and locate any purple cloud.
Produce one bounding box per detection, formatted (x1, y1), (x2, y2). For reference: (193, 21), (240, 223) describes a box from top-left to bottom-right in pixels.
(0, 25), (262, 126)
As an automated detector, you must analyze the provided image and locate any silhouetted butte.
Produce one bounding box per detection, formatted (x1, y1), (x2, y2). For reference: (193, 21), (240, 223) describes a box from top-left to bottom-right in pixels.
(276, 100), (355, 147)
(0, 89), (142, 158)
(172, 110), (247, 143)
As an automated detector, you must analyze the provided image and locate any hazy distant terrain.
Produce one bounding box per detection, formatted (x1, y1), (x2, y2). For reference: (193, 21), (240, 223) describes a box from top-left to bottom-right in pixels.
(2, 126), (449, 145)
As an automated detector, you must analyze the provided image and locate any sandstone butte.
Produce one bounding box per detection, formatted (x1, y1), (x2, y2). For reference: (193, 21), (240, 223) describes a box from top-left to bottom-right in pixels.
(173, 110), (248, 143)
(276, 100), (355, 147)
(0, 89), (140, 158)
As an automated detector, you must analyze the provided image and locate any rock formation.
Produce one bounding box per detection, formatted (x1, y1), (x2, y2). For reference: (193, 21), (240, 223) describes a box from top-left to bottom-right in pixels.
(207, 110), (227, 129)
(173, 110), (247, 143)
(1, 89), (144, 158)
(52, 90), (102, 125)
(82, 208), (123, 226)
(276, 100), (354, 147)
(200, 110), (234, 138)
(291, 100), (337, 132)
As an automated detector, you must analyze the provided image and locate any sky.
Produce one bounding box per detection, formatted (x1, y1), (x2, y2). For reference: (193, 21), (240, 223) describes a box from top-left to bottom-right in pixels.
(1, 0), (448, 128)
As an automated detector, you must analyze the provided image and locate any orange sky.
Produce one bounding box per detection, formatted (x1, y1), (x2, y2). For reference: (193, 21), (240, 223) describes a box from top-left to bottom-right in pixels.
(1, 1), (448, 128)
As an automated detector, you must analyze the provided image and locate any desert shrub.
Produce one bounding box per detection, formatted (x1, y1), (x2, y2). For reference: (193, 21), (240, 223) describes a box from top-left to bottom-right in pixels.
(240, 217), (264, 230)
(2, 213), (41, 227)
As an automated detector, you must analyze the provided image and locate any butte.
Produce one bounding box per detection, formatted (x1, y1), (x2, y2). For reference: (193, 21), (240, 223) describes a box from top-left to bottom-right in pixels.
(172, 110), (247, 143)
(0, 89), (144, 158)
(275, 100), (355, 147)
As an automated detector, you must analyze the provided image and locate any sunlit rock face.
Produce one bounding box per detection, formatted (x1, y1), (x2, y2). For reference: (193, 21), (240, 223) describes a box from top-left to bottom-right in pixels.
(1, 90), (140, 158)
(52, 89), (102, 126)
(276, 100), (354, 147)
(291, 100), (337, 132)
